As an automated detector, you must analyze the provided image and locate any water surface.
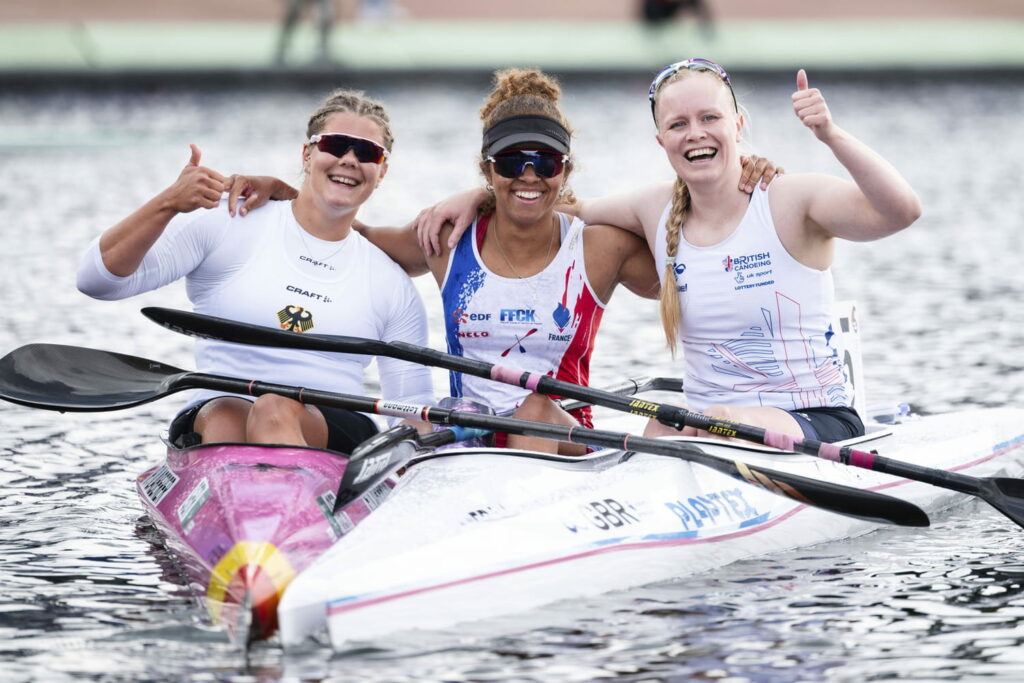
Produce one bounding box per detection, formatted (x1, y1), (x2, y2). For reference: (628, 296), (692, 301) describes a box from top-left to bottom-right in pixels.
(1, 73), (1023, 680)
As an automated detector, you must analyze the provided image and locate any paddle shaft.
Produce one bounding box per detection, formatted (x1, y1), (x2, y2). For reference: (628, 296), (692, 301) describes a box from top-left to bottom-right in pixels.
(379, 341), (1000, 497)
(171, 371), (927, 524)
(170, 370), (780, 471)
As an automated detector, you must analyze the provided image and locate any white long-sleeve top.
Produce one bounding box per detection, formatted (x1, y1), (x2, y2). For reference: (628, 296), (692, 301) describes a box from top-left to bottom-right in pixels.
(77, 200), (435, 411)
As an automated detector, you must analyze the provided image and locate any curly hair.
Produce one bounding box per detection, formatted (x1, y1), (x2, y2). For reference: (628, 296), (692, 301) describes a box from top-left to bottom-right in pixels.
(477, 69), (575, 215)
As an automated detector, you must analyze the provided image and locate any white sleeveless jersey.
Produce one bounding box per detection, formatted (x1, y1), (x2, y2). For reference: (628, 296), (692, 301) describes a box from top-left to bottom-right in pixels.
(654, 185), (851, 413)
(77, 200), (434, 409)
(440, 213), (605, 416)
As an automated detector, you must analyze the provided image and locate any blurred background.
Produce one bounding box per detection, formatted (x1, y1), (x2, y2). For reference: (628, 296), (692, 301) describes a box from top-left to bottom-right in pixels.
(2, 3), (1024, 681)
(0, 0), (1021, 78)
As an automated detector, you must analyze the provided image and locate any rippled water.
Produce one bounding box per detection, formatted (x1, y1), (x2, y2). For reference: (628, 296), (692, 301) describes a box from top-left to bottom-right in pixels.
(1, 72), (1024, 680)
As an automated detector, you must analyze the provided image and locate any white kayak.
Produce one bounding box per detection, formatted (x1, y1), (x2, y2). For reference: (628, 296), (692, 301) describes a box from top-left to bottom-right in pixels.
(277, 407), (1024, 648)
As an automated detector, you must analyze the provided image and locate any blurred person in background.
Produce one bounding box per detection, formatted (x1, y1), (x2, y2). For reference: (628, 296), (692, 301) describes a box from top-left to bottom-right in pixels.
(275, 0), (334, 65)
(641, 0), (715, 39)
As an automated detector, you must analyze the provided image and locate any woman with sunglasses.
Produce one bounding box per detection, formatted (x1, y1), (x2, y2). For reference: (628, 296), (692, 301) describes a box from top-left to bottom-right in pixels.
(224, 69), (661, 455)
(416, 60), (921, 444)
(76, 89), (433, 451)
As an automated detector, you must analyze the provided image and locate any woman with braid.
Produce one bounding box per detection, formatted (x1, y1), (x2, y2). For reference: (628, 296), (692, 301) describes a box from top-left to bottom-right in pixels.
(417, 59), (921, 442)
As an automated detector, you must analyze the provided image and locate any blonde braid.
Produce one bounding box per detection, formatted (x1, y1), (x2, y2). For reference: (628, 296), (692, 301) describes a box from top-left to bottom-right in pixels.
(659, 177), (689, 355)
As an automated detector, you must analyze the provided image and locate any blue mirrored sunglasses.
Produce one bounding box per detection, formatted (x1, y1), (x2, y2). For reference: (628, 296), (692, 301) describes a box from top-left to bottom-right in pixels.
(486, 150), (569, 179)
(647, 58), (737, 120)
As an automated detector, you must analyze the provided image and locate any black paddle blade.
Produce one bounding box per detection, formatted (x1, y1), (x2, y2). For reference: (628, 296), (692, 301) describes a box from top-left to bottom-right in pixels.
(775, 469), (930, 527)
(0, 343), (186, 412)
(334, 424), (420, 511)
(980, 477), (1024, 531)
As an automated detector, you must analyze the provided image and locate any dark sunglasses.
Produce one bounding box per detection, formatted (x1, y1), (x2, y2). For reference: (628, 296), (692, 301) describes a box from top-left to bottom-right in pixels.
(486, 150), (569, 179)
(308, 133), (390, 164)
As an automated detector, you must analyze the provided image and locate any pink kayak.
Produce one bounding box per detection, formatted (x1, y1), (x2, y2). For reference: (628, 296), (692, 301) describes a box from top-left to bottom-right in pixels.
(136, 441), (391, 643)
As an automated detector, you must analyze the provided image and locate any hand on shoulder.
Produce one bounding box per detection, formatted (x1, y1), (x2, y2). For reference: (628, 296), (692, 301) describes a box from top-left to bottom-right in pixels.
(224, 174), (298, 218)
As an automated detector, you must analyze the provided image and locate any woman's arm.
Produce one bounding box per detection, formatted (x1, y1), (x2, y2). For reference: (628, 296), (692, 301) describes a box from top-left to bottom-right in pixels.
(100, 145), (227, 276)
(584, 224), (660, 303)
(353, 222), (430, 277)
(791, 69), (922, 241)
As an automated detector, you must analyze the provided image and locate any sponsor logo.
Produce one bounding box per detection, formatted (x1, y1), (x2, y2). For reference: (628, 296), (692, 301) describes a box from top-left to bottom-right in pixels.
(452, 308), (492, 323)
(628, 399), (660, 415)
(552, 302), (570, 330)
(673, 261), (687, 292)
(723, 252), (774, 290)
(500, 308), (537, 323)
(724, 252), (772, 272)
(376, 401), (420, 417)
(286, 284), (331, 303)
(501, 328), (538, 356)
(352, 452), (391, 484)
(666, 488), (761, 531)
(457, 331), (490, 338)
(299, 255), (336, 271)
(277, 305), (314, 333)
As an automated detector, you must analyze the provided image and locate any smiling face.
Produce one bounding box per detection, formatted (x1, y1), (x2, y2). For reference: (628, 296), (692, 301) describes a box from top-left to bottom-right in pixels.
(482, 147), (569, 229)
(301, 111), (389, 217)
(653, 72), (744, 185)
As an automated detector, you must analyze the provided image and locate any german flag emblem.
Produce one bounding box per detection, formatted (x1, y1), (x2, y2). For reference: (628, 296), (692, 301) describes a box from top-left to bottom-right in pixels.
(277, 305), (314, 333)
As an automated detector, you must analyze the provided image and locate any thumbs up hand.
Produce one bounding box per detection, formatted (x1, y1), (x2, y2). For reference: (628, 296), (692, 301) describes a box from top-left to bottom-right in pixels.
(791, 69), (835, 142)
(164, 143), (229, 213)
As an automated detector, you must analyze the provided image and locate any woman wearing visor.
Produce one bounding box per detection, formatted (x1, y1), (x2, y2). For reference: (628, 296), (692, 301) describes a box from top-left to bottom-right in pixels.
(76, 89), (434, 451)
(418, 59), (921, 443)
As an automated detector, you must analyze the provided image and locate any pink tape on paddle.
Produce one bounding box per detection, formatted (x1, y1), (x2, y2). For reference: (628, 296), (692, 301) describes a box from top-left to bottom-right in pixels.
(491, 366), (541, 391)
(845, 447), (876, 469)
(764, 430), (797, 451)
(817, 442), (842, 462)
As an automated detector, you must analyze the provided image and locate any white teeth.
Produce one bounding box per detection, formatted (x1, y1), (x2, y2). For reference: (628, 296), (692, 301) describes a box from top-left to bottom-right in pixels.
(685, 147), (717, 161)
(515, 190), (542, 200)
(329, 175), (358, 186)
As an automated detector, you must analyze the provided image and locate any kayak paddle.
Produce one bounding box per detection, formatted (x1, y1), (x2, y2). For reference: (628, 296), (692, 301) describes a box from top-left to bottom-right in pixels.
(0, 342), (928, 527)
